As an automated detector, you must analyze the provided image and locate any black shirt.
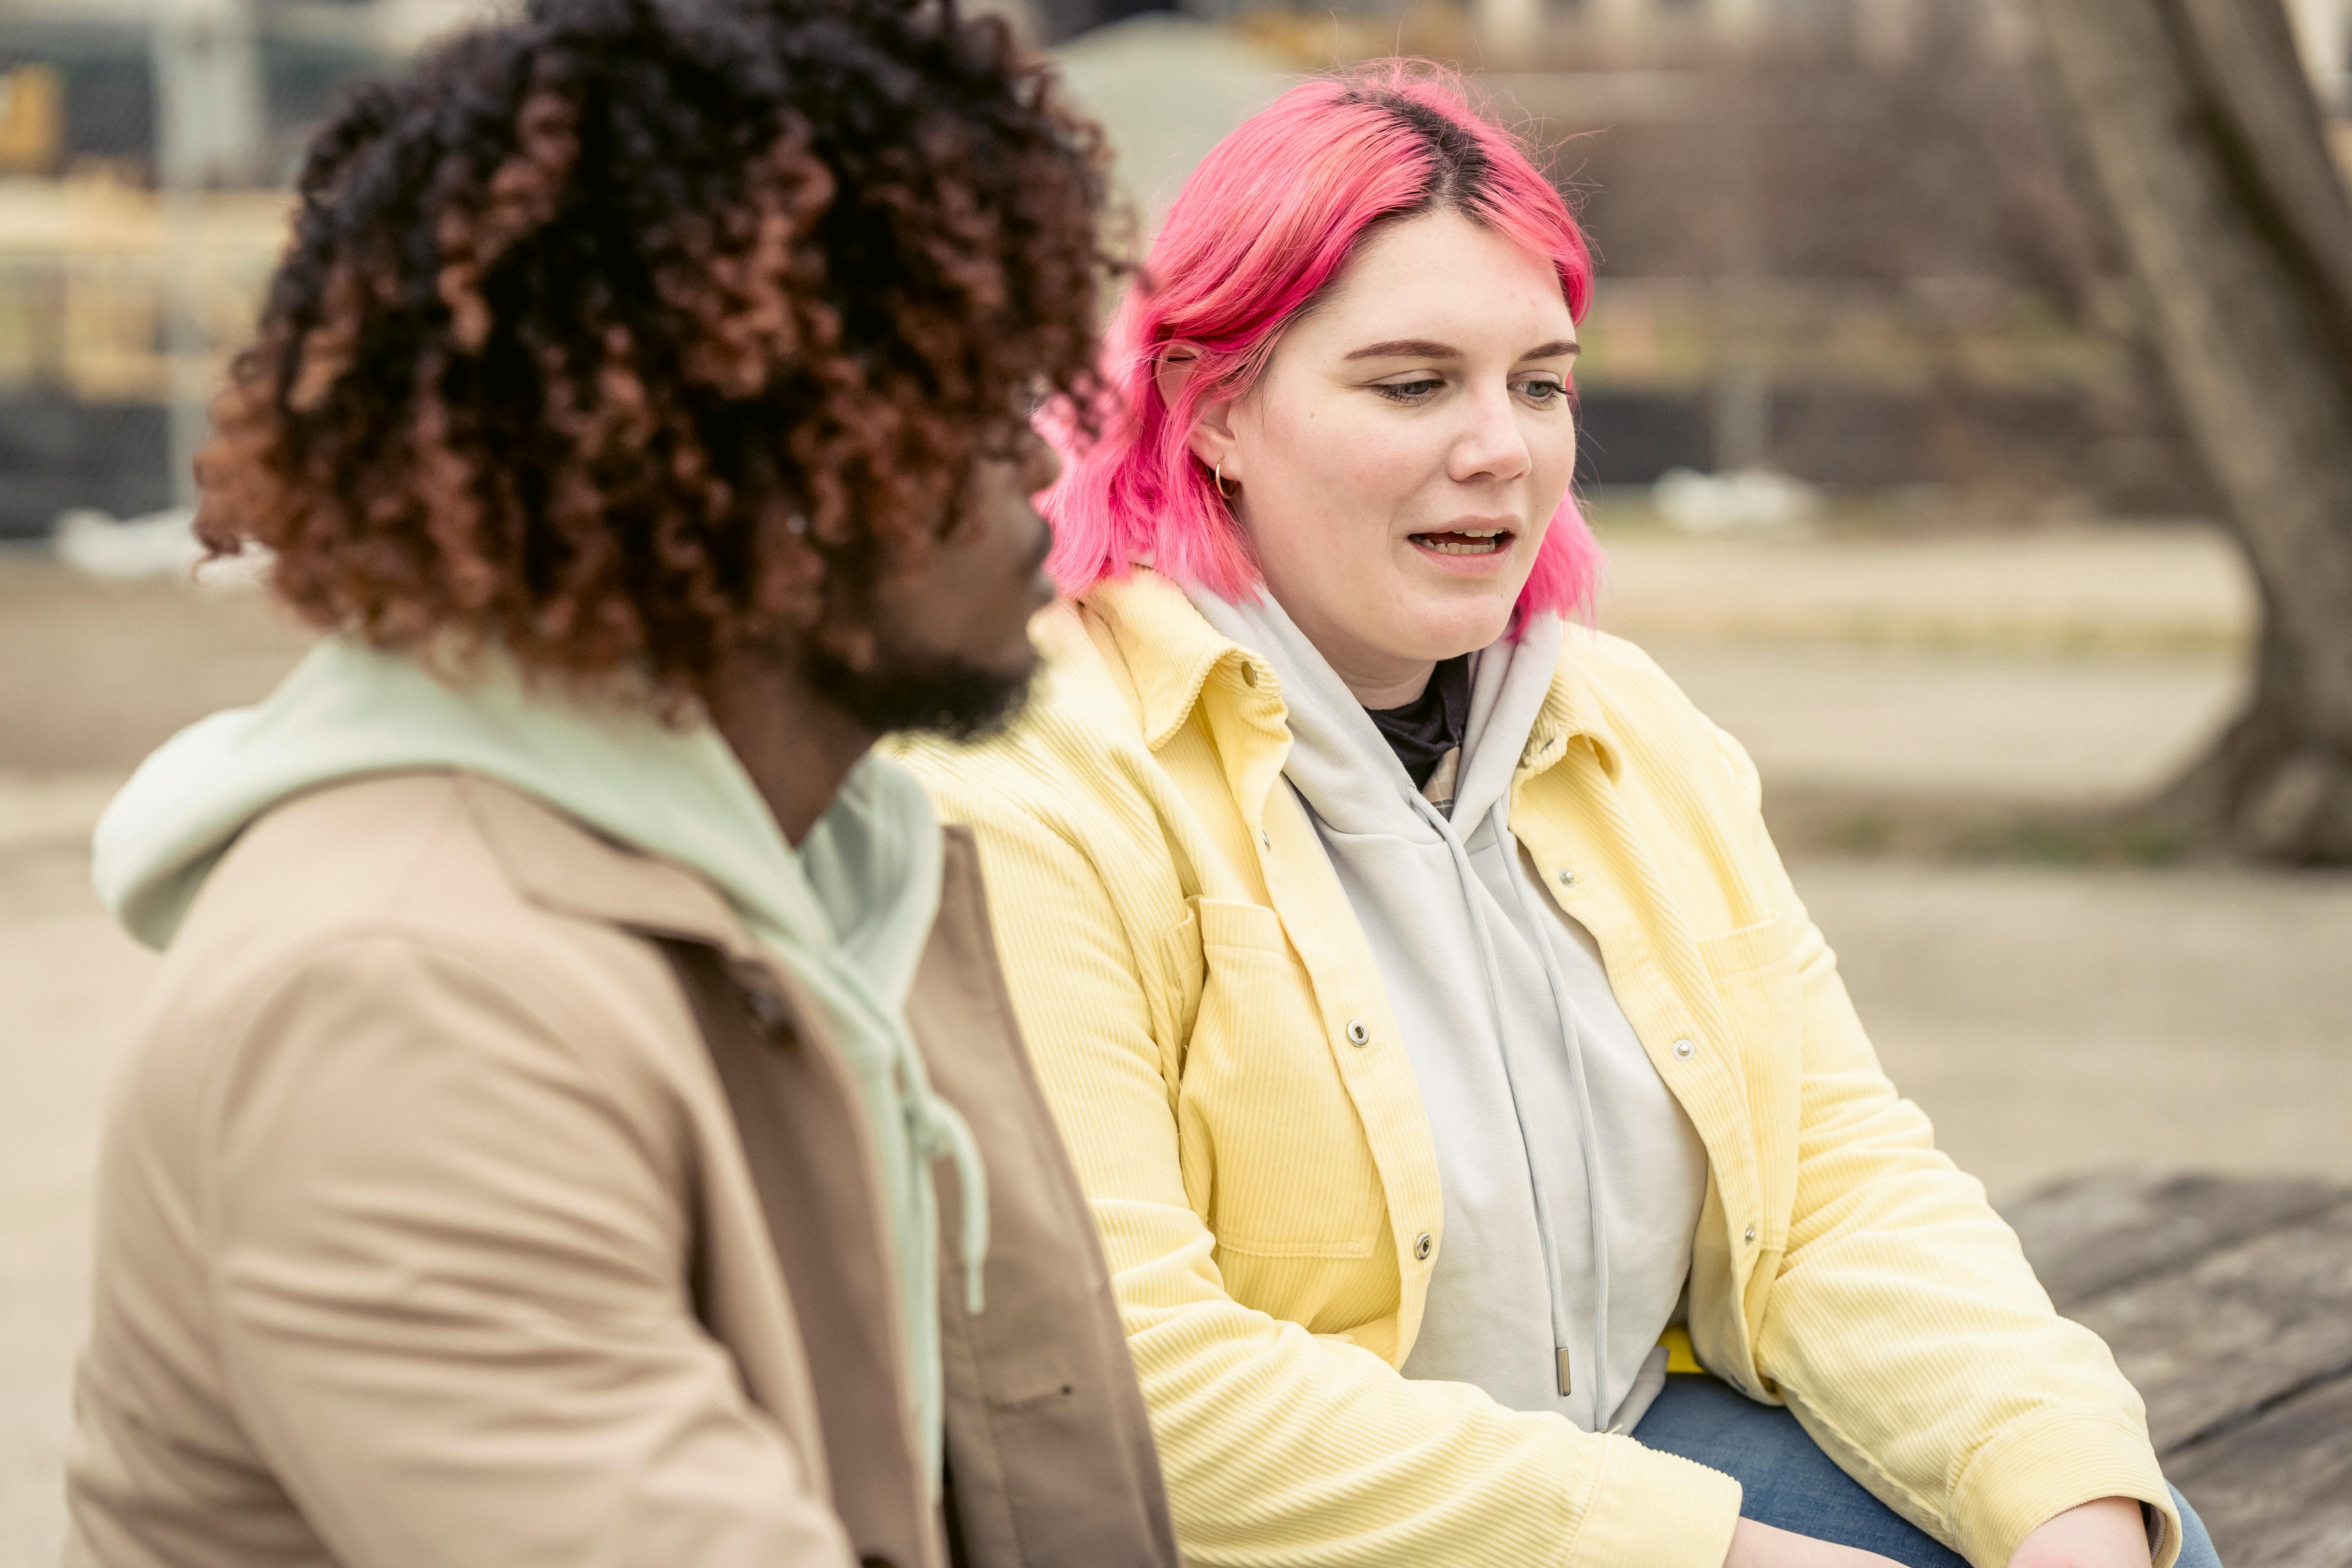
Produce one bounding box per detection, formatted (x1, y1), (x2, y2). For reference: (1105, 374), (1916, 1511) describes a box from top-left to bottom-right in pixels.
(1365, 655), (1472, 792)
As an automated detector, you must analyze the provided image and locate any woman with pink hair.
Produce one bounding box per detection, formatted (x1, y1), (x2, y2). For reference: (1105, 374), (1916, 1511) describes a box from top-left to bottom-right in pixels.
(901, 65), (2215, 1568)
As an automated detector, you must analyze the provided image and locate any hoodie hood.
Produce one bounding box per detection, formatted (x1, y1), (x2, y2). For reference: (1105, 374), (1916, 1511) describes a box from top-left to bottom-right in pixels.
(95, 638), (938, 978)
(1183, 586), (1561, 838)
(1180, 585), (1703, 1434)
(92, 635), (980, 1491)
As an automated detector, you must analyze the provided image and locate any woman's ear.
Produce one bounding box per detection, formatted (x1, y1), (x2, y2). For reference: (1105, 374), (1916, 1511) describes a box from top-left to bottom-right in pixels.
(1156, 348), (1241, 481)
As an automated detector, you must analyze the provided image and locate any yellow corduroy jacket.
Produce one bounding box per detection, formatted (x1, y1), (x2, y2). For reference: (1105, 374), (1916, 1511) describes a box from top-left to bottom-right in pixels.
(896, 570), (2179, 1568)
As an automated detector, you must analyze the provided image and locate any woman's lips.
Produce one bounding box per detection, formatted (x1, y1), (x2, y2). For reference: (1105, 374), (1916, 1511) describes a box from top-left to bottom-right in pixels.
(1408, 527), (1513, 556)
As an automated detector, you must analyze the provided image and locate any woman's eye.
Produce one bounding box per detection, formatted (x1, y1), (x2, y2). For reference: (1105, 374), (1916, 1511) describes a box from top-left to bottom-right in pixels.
(1517, 378), (1567, 403)
(1374, 378), (1445, 403)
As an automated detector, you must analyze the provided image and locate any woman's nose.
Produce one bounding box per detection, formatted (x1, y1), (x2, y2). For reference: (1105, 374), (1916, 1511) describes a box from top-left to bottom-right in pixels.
(1449, 387), (1532, 483)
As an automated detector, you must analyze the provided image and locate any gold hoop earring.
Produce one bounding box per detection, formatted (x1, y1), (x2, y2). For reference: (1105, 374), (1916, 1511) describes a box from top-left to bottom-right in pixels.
(1213, 459), (1238, 499)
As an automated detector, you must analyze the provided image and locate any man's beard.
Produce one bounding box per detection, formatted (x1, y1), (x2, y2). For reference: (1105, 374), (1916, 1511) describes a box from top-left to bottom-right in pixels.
(799, 635), (1036, 743)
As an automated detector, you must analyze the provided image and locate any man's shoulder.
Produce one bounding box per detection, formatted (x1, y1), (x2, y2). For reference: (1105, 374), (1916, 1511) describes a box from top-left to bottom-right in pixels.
(97, 776), (704, 1238)
(152, 773), (688, 1063)
(198, 771), (600, 947)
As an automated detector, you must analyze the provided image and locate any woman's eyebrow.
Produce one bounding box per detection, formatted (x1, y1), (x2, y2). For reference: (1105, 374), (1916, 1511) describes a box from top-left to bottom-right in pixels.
(1339, 338), (1582, 362)
(1343, 338), (1460, 361)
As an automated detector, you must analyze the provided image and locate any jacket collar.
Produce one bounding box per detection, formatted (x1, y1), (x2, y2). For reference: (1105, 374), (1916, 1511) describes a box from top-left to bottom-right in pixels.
(1526, 624), (1624, 784)
(458, 773), (773, 968)
(1083, 570), (1261, 751)
(1082, 569), (1624, 782)
(460, 771), (1001, 1008)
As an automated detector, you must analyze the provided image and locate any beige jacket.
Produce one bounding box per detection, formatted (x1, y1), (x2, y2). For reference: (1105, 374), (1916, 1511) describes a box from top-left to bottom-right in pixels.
(64, 771), (1176, 1568)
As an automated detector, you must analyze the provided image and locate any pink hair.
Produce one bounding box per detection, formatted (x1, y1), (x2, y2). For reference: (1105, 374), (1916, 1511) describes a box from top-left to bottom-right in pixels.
(1042, 62), (1601, 619)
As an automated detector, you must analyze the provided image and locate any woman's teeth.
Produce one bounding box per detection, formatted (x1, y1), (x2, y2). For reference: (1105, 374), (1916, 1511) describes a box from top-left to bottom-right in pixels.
(1412, 529), (1510, 555)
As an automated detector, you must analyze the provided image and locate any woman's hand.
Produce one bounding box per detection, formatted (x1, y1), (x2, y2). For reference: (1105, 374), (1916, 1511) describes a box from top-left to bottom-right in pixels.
(2006, 1498), (2152, 1568)
(1723, 1518), (1907, 1568)
(1719, 1495), (2152, 1568)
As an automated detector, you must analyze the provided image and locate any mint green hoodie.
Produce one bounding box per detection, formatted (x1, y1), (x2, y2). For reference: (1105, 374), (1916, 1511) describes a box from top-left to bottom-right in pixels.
(91, 636), (985, 1492)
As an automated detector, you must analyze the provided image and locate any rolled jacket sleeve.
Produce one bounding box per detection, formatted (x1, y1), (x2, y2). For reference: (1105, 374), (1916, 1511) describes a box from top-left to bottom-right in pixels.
(201, 933), (857, 1568)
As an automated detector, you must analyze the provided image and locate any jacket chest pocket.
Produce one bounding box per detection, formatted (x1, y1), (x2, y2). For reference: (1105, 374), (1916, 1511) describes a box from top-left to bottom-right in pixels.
(1172, 898), (1386, 1261)
(1697, 912), (1802, 1247)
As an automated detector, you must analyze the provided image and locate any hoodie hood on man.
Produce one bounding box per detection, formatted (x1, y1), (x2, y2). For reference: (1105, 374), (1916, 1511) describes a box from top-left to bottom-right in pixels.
(91, 635), (982, 1491)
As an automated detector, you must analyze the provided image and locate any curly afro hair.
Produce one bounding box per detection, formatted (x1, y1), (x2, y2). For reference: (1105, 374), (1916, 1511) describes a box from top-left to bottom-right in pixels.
(198, 0), (1114, 707)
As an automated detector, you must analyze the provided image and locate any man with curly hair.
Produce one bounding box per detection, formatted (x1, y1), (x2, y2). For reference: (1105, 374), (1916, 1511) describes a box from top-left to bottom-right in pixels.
(62, 1), (1177, 1564)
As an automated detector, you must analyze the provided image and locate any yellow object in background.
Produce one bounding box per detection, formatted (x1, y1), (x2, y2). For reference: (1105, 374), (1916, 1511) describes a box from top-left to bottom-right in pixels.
(0, 65), (64, 173)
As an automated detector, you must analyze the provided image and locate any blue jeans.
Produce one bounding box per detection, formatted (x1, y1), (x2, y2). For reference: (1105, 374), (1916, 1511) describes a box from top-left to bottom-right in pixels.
(1632, 1376), (2222, 1567)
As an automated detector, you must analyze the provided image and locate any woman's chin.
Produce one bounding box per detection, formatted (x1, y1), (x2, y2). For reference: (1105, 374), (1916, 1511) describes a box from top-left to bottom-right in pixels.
(1383, 597), (1520, 661)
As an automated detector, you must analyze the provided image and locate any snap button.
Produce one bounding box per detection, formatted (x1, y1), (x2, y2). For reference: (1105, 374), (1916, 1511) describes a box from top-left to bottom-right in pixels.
(1555, 867), (1576, 887)
(1346, 1019), (1371, 1047)
(1672, 1037), (1697, 1060)
(1413, 1232), (1434, 1261)
(1240, 661), (1259, 688)
(1744, 1225), (1759, 1245)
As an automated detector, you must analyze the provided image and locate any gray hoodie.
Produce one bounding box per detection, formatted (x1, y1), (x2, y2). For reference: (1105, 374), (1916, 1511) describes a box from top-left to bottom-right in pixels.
(1189, 588), (1708, 1434)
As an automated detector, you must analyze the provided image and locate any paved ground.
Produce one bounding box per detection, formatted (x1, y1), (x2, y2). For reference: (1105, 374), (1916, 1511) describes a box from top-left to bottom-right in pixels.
(1594, 521), (2254, 657)
(0, 557), (314, 1560)
(1597, 521), (2255, 805)
(2, 521), (2344, 1564)
(1811, 857), (2352, 1192)
(0, 848), (139, 1564)
(1650, 637), (2243, 805)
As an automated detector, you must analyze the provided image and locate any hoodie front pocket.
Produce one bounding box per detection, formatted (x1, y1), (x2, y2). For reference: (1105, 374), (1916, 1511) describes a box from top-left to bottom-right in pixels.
(1175, 898), (1385, 1262)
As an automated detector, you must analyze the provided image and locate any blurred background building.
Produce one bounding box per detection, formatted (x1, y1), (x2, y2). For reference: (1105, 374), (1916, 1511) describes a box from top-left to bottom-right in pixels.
(4, 0), (2348, 534)
(0, 0), (2343, 534)
(0, 0), (468, 531)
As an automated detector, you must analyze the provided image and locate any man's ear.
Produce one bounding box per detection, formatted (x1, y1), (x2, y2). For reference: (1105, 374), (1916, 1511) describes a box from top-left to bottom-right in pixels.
(1155, 348), (1241, 482)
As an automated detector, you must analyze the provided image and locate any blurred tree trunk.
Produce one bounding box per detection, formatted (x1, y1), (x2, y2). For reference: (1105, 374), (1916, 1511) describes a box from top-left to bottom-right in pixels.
(2035, 0), (2352, 862)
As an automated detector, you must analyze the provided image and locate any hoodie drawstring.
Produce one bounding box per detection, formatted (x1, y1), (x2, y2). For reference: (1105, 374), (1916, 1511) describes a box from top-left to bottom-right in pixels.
(1406, 786), (1616, 1431)
(1488, 793), (1618, 1432)
(897, 1035), (990, 1315)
